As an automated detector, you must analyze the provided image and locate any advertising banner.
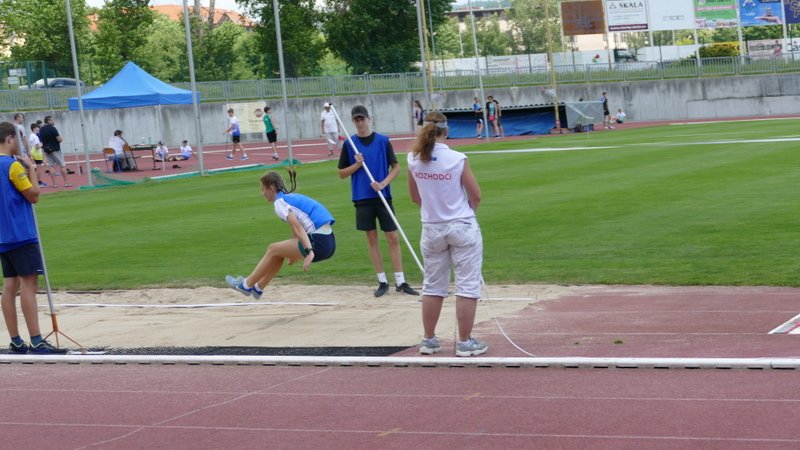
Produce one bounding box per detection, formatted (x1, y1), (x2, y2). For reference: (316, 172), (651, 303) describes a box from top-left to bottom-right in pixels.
(606, 0), (648, 31)
(783, 0), (800, 24)
(561, 0), (606, 36)
(739, 0), (785, 26)
(695, 0), (738, 28)
(648, 0), (696, 31)
(747, 38), (785, 56)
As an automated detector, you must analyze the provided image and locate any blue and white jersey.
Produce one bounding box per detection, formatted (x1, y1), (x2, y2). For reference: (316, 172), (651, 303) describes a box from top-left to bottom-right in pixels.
(229, 116), (241, 136)
(274, 191), (335, 233)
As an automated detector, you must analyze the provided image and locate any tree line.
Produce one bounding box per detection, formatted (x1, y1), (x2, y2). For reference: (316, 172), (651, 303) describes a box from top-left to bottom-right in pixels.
(1, 0), (791, 86)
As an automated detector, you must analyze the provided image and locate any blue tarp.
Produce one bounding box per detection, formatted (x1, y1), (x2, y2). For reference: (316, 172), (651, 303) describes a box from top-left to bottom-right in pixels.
(68, 62), (196, 110)
(443, 106), (567, 139)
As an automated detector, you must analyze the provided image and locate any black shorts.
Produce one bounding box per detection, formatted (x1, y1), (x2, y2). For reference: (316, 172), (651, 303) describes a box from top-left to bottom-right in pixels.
(232, 134), (241, 143)
(266, 130), (277, 143)
(354, 198), (397, 232)
(298, 232), (336, 262)
(1, 242), (43, 278)
(34, 159), (43, 166)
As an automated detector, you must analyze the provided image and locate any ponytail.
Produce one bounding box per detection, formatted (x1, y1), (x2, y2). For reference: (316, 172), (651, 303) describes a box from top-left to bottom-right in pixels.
(260, 169), (297, 194)
(410, 111), (448, 163)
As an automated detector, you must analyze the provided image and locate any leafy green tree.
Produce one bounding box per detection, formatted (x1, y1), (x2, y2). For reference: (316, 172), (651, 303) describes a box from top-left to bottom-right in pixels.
(476, 14), (513, 56)
(193, 20), (248, 81)
(323, 0), (451, 74)
(135, 15), (187, 82)
(93, 0), (155, 81)
(0, 0), (92, 78)
(508, 0), (562, 54)
(239, 0), (325, 77)
(433, 17), (463, 58)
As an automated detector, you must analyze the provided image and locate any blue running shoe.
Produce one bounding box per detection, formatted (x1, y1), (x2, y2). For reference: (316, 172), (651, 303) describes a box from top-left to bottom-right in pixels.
(29, 340), (67, 354)
(419, 336), (441, 355)
(225, 155), (234, 161)
(251, 286), (263, 300)
(456, 337), (488, 357)
(226, 275), (252, 296)
(241, 155), (249, 161)
(9, 341), (28, 354)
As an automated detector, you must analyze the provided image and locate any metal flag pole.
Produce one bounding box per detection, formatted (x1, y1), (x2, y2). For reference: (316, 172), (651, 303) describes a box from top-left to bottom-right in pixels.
(543, 0), (561, 131)
(467, 0), (490, 143)
(329, 105), (424, 274)
(415, 0), (432, 109)
(273, 0), (293, 163)
(65, 0), (93, 187)
(182, 0), (205, 175)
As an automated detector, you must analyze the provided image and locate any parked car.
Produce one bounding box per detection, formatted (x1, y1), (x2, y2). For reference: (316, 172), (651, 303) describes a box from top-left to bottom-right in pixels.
(18, 77), (86, 89)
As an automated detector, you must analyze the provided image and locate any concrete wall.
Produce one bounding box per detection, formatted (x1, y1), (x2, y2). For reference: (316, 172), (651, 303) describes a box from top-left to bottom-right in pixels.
(2, 74), (799, 154)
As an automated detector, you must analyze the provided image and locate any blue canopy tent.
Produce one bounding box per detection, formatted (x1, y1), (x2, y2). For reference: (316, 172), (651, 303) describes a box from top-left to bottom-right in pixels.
(68, 61), (195, 110)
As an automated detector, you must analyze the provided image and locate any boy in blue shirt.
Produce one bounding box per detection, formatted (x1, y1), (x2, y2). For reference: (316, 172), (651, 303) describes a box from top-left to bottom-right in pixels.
(0, 122), (66, 354)
(337, 105), (419, 297)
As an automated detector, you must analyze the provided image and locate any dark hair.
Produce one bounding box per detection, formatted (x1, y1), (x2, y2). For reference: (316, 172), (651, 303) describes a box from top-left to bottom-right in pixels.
(44, 115), (53, 124)
(0, 122), (16, 142)
(182, 140), (188, 144)
(263, 106), (271, 113)
(30, 123), (39, 131)
(13, 113), (23, 121)
(260, 169), (297, 194)
(409, 111), (447, 163)
(114, 129), (123, 137)
(227, 108), (234, 113)
(35, 120), (42, 126)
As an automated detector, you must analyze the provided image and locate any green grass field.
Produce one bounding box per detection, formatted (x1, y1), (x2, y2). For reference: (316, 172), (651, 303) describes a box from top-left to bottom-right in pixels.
(29, 118), (800, 289)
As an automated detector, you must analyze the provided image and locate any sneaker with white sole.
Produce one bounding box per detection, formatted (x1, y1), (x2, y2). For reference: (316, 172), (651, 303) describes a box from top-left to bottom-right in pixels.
(9, 341), (28, 354)
(226, 275), (252, 296)
(241, 155), (249, 161)
(225, 155), (234, 160)
(456, 337), (488, 357)
(29, 340), (67, 354)
(251, 285), (263, 300)
(419, 336), (441, 355)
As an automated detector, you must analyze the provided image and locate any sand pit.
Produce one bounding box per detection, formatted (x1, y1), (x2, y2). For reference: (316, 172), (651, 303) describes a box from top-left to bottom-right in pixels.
(34, 284), (580, 349)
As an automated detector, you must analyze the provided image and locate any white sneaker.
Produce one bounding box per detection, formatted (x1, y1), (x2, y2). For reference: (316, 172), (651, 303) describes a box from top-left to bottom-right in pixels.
(456, 337), (488, 357)
(419, 336), (441, 355)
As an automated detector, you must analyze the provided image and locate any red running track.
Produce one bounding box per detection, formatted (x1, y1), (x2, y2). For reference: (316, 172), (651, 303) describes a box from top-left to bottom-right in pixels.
(1, 286), (799, 449)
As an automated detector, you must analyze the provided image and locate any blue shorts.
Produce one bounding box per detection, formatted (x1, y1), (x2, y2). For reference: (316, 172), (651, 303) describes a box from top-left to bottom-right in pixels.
(1, 242), (43, 278)
(298, 232), (336, 263)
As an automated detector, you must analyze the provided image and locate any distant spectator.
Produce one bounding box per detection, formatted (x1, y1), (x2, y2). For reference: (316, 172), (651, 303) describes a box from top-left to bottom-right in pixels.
(154, 141), (169, 162)
(38, 116), (71, 188)
(321, 103), (340, 157)
(224, 108), (248, 161)
(107, 130), (133, 172)
(177, 140), (193, 160)
(13, 113), (30, 156)
(472, 96), (484, 138)
(263, 106), (279, 161)
(601, 92), (614, 130)
(615, 109), (627, 124)
(28, 124), (47, 187)
(413, 99), (424, 134)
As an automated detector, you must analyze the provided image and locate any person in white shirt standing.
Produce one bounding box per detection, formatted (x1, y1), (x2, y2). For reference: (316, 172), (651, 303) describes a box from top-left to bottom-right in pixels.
(320, 102), (340, 157)
(28, 124), (47, 187)
(407, 111), (486, 357)
(13, 114), (30, 157)
(224, 108), (248, 161)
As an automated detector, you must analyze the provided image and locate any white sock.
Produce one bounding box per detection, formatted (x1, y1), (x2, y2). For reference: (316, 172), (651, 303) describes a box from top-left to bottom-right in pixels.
(252, 283), (262, 293)
(394, 272), (405, 286)
(241, 279), (251, 289)
(377, 273), (387, 284)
